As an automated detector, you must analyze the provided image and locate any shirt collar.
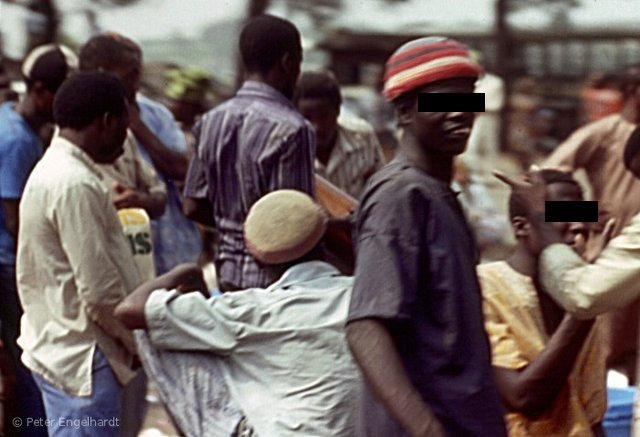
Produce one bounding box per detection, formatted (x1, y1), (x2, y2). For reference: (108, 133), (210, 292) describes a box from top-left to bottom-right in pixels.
(50, 135), (104, 181)
(266, 261), (341, 291)
(237, 80), (295, 110)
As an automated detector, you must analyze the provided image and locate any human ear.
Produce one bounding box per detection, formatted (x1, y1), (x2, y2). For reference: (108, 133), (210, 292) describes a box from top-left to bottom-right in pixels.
(511, 216), (531, 238)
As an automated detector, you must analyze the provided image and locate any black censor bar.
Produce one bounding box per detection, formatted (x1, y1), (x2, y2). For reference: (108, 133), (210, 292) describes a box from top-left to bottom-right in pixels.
(418, 93), (485, 112)
(545, 201), (599, 222)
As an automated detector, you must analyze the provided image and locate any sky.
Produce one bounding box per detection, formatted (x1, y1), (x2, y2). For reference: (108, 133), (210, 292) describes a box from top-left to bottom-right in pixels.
(0, 0), (247, 58)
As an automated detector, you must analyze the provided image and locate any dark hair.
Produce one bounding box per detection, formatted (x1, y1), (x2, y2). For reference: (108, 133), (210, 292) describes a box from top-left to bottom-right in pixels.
(624, 126), (640, 173)
(54, 72), (127, 129)
(620, 63), (640, 96)
(294, 71), (341, 110)
(239, 15), (301, 75)
(508, 169), (581, 219)
(79, 34), (141, 72)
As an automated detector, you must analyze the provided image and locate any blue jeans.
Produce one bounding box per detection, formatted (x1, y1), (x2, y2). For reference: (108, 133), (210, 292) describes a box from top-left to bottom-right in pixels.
(0, 263), (47, 437)
(32, 348), (122, 437)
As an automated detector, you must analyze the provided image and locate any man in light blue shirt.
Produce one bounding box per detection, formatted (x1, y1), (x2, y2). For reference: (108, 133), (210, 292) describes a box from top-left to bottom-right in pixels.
(116, 190), (361, 437)
(0, 44), (75, 436)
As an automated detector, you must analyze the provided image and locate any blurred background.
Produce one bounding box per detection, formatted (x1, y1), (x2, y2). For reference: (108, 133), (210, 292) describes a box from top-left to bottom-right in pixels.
(3, 0), (640, 164)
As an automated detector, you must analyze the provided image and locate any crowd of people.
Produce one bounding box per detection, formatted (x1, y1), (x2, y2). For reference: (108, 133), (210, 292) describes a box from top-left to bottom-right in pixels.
(3, 11), (640, 437)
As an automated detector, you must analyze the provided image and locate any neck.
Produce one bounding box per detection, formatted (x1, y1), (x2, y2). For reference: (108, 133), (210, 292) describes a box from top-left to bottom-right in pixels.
(317, 133), (338, 165)
(621, 97), (640, 123)
(58, 128), (92, 157)
(506, 244), (537, 278)
(15, 97), (46, 133)
(245, 72), (287, 98)
(507, 242), (564, 334)
(397, 134), (454, 183)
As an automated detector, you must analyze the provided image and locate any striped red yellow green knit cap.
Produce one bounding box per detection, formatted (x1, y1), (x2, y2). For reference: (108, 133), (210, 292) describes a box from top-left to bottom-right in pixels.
(383, 36), (482, 101)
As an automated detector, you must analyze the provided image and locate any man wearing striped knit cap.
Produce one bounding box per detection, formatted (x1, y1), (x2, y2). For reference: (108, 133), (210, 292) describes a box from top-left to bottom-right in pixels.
(346, 37), (507, 437)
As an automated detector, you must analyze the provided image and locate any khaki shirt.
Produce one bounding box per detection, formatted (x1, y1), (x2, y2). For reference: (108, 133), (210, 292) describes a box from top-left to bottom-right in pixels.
(540, 213), (640, 319)
(97, 131), (167, 203)
(17, 136), (142, 396)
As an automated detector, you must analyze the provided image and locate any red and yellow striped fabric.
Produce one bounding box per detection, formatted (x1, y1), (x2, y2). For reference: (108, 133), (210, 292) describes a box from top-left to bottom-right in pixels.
(383, 36), (483, 101)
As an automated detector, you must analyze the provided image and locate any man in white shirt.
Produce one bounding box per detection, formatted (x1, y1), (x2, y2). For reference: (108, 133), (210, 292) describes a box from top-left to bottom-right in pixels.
(17, 72), (140, 437)
(116, 189), (362, 437)
(295, 71), (385, 199)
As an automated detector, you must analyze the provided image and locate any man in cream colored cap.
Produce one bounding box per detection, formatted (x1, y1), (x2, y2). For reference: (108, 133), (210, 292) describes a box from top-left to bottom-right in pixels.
(115, 189), (362, 437)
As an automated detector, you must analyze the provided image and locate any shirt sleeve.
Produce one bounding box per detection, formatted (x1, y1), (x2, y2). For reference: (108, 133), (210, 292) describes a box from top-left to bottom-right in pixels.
(145, 289), (238, 354)
(0, 136), (40, 199)
(539, 217), (640, 318)
(134, 147), (168, 200)
(482, 296), (529, 370)
(183, 121), (210, 200)
(348, 184), (427, 322)
(139, 98), (188, 154)
(266, 124), (316, 196)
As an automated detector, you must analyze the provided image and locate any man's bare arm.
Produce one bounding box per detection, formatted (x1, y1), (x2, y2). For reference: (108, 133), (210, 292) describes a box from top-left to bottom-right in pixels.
(129, 104), (189, 181)
(492, 314), (594, 419)
(346, 319), (444, 437)
(1, 199), (19, 240)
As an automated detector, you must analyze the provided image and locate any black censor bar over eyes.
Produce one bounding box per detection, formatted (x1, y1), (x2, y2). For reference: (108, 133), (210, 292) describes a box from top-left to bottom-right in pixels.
(545, 201), (599, 222)
(418, 93), (485, 112)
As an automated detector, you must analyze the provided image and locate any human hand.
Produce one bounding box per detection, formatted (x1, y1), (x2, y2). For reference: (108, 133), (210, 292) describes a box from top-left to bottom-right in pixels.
(112, 183), (149, 210)
(585, 217), (616, 263)
(493, 166), (547, 218)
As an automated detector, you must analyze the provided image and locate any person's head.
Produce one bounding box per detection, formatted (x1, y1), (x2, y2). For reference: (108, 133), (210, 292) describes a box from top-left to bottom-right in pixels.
(509, 169), (588, 256)
(54, 71), (129, 164)
(244, 189), (328, 282)
(383, 36), (482, 156)
(79, 33), (142, 102)
(294, 71), (341, 154)
(624, 125), (640, 179)
(21, 44), (77, 121)
(239, 14), (302, 99)
(163, 66), (211, 126)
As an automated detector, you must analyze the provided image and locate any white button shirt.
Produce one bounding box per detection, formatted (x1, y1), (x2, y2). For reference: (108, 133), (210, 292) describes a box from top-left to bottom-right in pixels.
(17, 136), (141, 396)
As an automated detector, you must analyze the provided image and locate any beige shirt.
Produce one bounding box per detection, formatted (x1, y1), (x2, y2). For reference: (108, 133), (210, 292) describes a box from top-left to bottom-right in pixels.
(543, 114), (640, 249)
(97, 131), (167, 203)
(540, 213), (640, 319)
(314, 114), (385, 199)
(17, 136), (142, 396)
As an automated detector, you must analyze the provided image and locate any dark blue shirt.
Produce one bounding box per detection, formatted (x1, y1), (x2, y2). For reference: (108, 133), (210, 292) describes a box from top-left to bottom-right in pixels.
(348, 156), (506, 437)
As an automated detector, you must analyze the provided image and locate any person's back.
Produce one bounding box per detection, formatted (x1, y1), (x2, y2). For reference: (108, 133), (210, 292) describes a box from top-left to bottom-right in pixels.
(184, 15), (314, 291)
(145, 261), (359, 436)
(116, 190), (361, 436)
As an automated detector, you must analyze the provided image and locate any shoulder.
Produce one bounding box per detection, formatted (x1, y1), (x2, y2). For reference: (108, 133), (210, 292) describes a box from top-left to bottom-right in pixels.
(338, 113), (376, 135)
(476, 261), (507, 293)
(357, 162), (435, 232)
(574, 114), (623, 140)
(137, 94), (174, 121)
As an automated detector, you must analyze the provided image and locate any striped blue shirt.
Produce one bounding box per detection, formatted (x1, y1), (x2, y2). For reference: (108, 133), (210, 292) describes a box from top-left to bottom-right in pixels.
(184, 81), (315, 290)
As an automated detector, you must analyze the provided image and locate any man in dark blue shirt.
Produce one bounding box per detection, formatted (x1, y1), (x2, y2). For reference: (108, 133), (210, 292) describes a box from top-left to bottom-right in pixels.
(346, 36), (507, 437)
